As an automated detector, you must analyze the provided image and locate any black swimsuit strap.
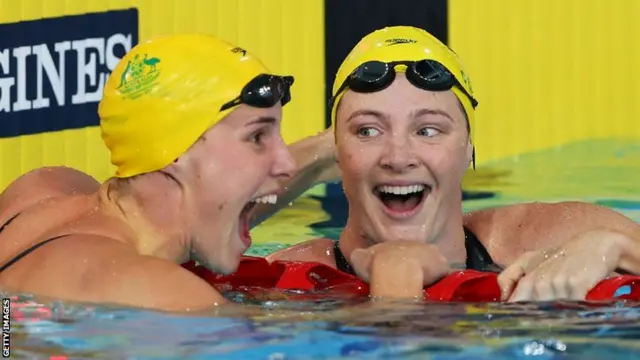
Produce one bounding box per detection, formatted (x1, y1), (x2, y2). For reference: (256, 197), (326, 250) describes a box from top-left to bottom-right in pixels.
(0, 211), (73, 273)
(464, 226), (502, 273)
(0, 212), (20, 234)
(0, 235), (69, 273)
(333, 226), (501, 275)
(334, 241), (356, 276)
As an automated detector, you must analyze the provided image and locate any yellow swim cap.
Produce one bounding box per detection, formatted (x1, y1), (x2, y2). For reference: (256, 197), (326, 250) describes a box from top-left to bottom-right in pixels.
(99, 34), (273, 178)
(331, 26), (477, 138)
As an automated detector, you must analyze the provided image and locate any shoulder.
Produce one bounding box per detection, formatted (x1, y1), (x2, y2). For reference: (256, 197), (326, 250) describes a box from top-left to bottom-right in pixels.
(265, 238), (337, 267)
(0, 166), (99, 219)
(4, 234), (225, 312)
(465, 201), (637, 232)
(103, 255), (226, 311)
(464, 201), (640, 263)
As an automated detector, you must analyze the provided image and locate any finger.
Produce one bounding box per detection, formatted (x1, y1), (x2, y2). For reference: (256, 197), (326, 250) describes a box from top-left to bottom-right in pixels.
(508, 274), (535, 302)
(566, 270), (601, 301)
(498, 263), (526, 301)
(551, 257), (604, 301)
(549, 273), (570, 301)
(569, 286), (590, 301)
(533, 274), (557, 301)
(529, 259), (569, 301)
(498, 251), (539, 301)
(415, 247), (450, 284)
(551, 259), (592, 301)
(566, 276), (590, 301)
(349, 249), (373, 282)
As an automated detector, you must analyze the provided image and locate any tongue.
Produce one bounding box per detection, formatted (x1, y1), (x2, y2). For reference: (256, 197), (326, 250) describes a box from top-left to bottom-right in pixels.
(381, 193), (421, 212)
(239, 204), (253, 246)
(242, 221), (251, 241)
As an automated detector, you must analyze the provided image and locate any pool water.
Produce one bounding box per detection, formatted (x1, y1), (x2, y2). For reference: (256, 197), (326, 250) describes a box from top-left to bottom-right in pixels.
(8, 139), (640, 359)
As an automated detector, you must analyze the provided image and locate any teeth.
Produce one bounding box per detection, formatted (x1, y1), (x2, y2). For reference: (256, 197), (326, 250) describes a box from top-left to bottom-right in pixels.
(252, 194), (278, 204)
(377, 184), (425, 195)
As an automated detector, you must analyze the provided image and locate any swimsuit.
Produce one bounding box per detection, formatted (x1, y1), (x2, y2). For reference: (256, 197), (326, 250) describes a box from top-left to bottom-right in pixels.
(333, 226), (502, 274)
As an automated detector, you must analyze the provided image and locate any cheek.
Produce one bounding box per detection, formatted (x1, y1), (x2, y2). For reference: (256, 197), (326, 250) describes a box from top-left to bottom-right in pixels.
(338, 145), (369, 175)
(195, 164), (228, 203)
(194, 155), (244, 199)
(338, 147), (375, 197)
(427, 143), (468, 180)
(225, 156), (266, 186)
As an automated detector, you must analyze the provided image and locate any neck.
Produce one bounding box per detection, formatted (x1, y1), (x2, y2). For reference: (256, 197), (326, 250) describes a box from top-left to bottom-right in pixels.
(98, 176), (190, 263)
(339, 206), (468, 267)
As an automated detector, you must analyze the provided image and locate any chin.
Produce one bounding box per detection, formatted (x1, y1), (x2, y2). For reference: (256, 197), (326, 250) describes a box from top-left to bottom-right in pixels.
(368, 222), (427, 243)
(193, 242), (242, 276)
(358, 204), (428, 243)
(203, 256), (240, 275)
(217, 262), (240, 275)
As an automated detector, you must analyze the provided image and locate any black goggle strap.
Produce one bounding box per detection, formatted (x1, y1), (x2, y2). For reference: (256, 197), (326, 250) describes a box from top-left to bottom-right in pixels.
(280, 76), (294, 105)
(329, 80), (352, 110)
(471, 147), (475, 170)
(220, 96), (243, 111)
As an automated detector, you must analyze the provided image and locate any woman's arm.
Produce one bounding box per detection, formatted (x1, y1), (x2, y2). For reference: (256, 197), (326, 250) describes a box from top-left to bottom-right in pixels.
(250, 129), (341, 226)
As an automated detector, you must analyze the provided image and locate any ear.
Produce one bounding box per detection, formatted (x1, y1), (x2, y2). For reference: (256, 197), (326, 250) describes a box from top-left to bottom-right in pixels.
(466, 140), (475, 171)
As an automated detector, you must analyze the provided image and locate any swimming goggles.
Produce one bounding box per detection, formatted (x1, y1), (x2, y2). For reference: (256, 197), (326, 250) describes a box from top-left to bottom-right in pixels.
(330, 60), (478, 108)
(221, 74), (295, 111)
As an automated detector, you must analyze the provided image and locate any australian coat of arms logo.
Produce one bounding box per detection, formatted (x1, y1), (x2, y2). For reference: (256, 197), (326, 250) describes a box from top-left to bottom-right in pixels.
(118, 53), (161, 99)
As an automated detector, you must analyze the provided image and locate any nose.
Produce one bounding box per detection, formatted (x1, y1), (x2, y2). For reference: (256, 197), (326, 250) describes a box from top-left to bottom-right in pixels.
(271, 139), (296, 180)
(379, 136), (418, 173)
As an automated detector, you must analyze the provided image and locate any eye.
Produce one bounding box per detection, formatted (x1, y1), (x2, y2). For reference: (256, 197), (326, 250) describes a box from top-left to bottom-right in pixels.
(357, 127), (380, 138)
(250, 129), (267, 145)
(417, 127), (440, 137)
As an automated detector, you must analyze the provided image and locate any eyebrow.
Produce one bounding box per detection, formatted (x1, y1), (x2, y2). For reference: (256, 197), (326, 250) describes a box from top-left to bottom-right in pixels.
(345, 108), (454, 124)
(245, 116), (277, 127)
(345, 109), (386, 123)
(411, 108), (454, 123)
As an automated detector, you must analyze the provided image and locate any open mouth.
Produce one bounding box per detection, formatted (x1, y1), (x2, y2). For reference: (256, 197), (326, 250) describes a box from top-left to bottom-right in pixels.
(238, 194), (279, 247)
(373, 184), (429, 217)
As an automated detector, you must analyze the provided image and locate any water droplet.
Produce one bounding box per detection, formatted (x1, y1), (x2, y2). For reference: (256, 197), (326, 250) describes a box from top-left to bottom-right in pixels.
(523, 341), (546, 356)
(268, 353), (286, 360)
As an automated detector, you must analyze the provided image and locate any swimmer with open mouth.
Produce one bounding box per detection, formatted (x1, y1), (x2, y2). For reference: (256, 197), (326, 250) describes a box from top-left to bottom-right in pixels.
(268, 26), (640, 302)
(0, 34), (303, 312)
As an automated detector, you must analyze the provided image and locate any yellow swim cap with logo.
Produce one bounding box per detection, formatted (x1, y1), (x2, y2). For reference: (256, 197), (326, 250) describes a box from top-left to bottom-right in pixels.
(99, 34), (271, 178)
(331, 26), (477, 138)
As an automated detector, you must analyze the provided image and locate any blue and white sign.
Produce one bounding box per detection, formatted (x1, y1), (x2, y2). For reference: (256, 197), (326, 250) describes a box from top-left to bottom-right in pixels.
(0, 8), (139, 137)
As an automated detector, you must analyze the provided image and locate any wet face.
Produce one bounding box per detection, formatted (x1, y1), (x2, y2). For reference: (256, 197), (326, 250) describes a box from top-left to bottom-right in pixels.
(179, 104), (295, 274)
(335, 73), (472, 244)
